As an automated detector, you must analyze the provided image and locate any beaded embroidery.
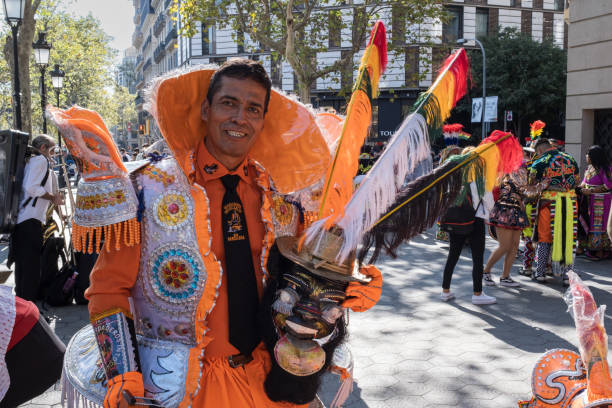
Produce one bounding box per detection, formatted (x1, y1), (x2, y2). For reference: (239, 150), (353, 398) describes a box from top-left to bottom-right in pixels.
(150, 244), (203, 303)
(152, 190), (193, 229)
(142, 165), (175, 187)
(76, 189), (127, 210)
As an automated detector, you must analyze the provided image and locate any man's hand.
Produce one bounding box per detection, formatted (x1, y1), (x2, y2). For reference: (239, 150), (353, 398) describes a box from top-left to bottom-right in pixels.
(341, 265), (382, 312)
(51, 192), (65, 206)
(104, 372), (145, 408)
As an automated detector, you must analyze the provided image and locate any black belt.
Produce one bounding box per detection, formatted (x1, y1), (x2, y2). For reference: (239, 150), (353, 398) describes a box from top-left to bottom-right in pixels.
(228, 353), (253, 368)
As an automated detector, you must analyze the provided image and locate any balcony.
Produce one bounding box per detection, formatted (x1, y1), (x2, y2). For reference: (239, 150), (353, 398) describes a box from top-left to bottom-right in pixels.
(151, 0), (161, 10)
(138, 0), (154, 28)
(135, 94), (143, 106)
(135, 73), (145, 90)
(135, 54), (144, 69)
(132, 30), (143, 48)
(142, 34), (152, 52)
(153, 41), (166, 63)
(143, 58), (152, 71)
(164, 0), (172, 9)
(165, 27), (177, 48)
(153, 13), (165, 37)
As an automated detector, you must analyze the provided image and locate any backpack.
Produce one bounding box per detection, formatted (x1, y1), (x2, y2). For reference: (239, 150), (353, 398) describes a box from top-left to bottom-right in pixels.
(40, 235), (77, 307)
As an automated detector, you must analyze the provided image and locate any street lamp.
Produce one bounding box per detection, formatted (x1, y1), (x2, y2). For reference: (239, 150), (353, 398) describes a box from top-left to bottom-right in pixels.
(33, 32), (51, 133)
(50, 64), (65, 148)
(3, 0), (26, 130)
(457, 38), (486, 140)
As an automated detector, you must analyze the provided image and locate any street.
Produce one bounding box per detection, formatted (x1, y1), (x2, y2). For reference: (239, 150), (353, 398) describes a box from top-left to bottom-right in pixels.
(3, 229), (611, 407)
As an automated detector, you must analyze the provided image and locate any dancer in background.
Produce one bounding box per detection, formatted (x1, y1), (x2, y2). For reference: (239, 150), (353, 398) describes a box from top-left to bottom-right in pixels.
(577, 145), (612, 260)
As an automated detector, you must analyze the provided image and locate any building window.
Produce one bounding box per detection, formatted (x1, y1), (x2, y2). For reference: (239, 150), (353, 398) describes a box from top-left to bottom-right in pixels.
(328, 10), (341, 48)
(554, 0), (565, 11)
(476, 8), (489, 38)
(392, 4), (406, 47)
(442, 6), (463, 44)
(202, 23), (210, 55)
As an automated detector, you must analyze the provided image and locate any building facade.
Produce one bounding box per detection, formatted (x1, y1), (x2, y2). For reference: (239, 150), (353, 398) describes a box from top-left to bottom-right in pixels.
(130, 0), (567, 142)
(564, 0), (612, 169)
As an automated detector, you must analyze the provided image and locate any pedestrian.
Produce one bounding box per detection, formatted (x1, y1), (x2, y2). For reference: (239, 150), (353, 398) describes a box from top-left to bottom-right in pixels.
(119, 148), (130, 162)
(529, 138), (579, 285)
(577, 145), (612, 260)
(440, 147), (496, 305)
(9, 135), (63, 301)
(483, 163), (548, 287)
(520, 146), (538, 276)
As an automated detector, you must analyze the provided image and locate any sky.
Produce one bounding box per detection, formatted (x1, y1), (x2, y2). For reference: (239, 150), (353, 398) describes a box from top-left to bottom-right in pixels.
(69, 0), (135, 61)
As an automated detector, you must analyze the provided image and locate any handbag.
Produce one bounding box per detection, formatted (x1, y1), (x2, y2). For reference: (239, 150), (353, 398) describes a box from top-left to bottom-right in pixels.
(440, 197), (477, 235)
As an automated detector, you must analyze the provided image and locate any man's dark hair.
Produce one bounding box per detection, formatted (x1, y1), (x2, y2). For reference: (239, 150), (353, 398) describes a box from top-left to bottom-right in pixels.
(207, 58), (272, 114)
(534, 138), (552, 151)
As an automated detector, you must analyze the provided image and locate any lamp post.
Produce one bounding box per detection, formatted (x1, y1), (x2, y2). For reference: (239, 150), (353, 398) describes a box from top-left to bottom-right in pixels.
(33, 32), (51, 133)
(3, 0), (25, 130)
(457, 38), (486, 140)
(50, 64), (65, 147)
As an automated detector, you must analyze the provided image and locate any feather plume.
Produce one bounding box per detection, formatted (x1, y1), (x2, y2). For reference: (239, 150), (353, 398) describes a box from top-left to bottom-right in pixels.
(307, 48), (471, 262)
(482, 130), (523, 174)
(318, 21), (387, 225)
(530, 120), (546, 140)
(334, 113), (432, 261)
(358, 155), (484, 264)
(358, 132), (518, 263)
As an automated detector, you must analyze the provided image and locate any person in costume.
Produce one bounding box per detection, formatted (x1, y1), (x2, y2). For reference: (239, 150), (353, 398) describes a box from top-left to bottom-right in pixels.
(52, 59), (382, 408)
(529, 138), (579, 286)
(483, 145), (549, 287)
(577, 145), (612, 260)
(519, 121), (544, 277)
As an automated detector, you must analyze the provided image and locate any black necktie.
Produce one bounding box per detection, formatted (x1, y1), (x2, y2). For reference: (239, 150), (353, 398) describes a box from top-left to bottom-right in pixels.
(220, 174), (260, 356)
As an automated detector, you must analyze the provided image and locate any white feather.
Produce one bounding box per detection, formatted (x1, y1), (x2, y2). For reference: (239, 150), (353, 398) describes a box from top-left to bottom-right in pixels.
(305, 112), (432, 262)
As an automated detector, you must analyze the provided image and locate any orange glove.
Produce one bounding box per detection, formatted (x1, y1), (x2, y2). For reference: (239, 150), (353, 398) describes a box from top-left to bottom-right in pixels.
(104, 371), (145, 408)
(341, 265), (382, 312)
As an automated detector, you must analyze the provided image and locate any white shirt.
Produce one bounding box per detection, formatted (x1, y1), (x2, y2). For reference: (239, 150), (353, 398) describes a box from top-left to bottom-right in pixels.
(17, 155), (58, 224)
(470, 182), (494, 220)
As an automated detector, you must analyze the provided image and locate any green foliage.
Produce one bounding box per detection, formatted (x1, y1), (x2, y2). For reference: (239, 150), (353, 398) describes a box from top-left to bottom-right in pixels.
(0, 1), (121, 134)
(455, 28), (567, 140)
(172, 0), (446, 102)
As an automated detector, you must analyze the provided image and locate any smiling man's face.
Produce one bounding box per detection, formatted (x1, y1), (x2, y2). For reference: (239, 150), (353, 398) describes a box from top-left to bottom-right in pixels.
(202, 76), (267, 171)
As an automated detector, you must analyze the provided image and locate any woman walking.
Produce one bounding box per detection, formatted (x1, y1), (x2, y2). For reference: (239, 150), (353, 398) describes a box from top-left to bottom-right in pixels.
(578, 145), (612, 260)
(440, 148), (496, 305)
(483, 166), (548, 287)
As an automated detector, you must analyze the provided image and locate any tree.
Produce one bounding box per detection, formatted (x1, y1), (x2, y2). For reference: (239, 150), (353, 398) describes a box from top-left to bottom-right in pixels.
(2, 0), (45, 133)
(455, 28), (567, 141)
(173, 0), (447, 102)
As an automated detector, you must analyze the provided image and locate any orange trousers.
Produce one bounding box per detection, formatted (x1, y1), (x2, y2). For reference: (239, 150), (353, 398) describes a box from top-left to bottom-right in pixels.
(191, 344), (309, 408)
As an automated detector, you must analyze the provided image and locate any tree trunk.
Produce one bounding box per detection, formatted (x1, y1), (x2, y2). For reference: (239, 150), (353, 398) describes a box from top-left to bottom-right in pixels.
(298, 81), (311, 105)
(2, 0), (41, 136)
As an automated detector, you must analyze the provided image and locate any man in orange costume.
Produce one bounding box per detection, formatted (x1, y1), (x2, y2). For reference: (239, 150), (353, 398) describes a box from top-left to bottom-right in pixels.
(78, 60), (380, 408)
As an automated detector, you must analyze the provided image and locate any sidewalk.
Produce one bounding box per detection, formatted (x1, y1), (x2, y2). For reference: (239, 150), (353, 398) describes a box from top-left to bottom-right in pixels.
(3, 229), (611, 407)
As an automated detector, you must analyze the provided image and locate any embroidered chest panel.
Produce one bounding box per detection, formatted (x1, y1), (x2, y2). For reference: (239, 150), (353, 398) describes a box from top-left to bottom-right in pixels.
(131, 159), (206, 345)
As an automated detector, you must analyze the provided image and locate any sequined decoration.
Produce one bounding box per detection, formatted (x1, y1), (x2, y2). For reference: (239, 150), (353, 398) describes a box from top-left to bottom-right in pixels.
(142, 165), (175, 187)
(153, 191), (192, 229)
(271, 195), (298, 237)
(151, 245), (202, 302)
(76, 189), (127, 210)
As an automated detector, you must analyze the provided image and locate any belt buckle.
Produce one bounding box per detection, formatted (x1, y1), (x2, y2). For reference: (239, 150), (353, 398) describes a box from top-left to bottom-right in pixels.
(228, 354), (252, 368)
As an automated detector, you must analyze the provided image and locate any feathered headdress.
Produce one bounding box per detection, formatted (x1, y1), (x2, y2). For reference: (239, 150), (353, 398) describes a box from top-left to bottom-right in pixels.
(307, 48), (472, 261)
(442, 123), (471, 146)
(530, 120), (546, 140)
